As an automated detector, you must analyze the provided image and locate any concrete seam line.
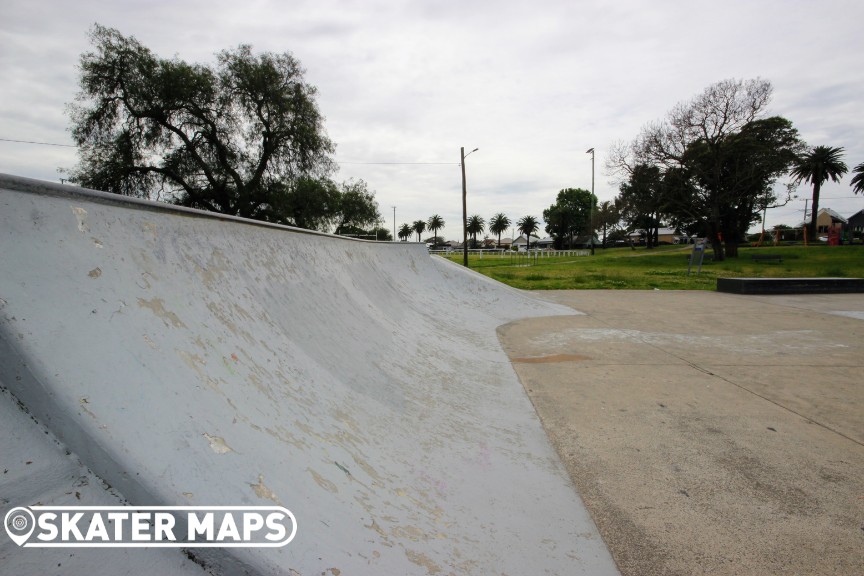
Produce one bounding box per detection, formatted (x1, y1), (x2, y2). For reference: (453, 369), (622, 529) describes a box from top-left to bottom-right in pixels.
(586, 310), (864, 450)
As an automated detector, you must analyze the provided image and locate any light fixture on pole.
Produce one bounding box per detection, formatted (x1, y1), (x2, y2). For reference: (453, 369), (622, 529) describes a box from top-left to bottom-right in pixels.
(461, 146), (479, 267)
(586, 148), (595, 256)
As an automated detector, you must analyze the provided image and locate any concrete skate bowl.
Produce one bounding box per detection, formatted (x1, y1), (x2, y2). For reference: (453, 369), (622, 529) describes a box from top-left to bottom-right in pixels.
(0, 174), (617, 575)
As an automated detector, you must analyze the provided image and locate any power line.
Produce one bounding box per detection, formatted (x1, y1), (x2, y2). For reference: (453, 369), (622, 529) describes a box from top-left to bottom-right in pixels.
(337, 161), (456, 165)
(0, 137), (76, 148)
(0, 139), (459, 166)
(786, 195), (861, 200)
(0, 138), (464, 169)
(0, 139), (457, 165)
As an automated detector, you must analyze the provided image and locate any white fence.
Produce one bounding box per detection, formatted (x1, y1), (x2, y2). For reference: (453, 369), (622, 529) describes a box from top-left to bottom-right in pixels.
(430, 248), (590, 261)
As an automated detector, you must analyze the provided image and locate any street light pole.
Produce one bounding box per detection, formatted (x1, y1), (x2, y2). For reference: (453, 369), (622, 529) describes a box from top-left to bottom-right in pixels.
(461, 146), (478, 267)
(392, 206), (396, 241)
(586, 148), (595, 255)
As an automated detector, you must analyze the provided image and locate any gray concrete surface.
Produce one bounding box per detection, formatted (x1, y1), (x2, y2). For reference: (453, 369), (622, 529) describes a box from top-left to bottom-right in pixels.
(0, 386), (205, 575)
(498, 290), (864, 576)
(0, 174), (618, 575)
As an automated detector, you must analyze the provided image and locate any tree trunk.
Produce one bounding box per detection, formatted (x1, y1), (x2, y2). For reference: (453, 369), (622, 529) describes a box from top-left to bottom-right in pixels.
(723, 215), (740, 258)
(646, 216), (655, 249)
(725, 236), (739, 258)
(809, 181), (821, 240)
(710, 224), (725, 261)
(707, 202), (725, 261)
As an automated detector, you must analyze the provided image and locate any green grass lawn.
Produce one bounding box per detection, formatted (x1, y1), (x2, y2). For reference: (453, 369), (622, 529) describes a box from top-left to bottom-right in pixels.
(443, 244), (864, 290)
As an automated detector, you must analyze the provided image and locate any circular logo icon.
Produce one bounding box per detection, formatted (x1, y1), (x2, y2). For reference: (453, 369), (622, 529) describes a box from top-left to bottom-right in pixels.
(4, 507), (35, 546)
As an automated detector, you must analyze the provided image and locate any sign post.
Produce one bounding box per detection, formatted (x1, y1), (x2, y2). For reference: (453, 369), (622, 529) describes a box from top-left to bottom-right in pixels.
(687, 240), (707, 276)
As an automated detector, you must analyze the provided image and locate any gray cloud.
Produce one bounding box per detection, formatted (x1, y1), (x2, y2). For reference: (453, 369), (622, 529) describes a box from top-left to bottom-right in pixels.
(2, 0), (862, 240)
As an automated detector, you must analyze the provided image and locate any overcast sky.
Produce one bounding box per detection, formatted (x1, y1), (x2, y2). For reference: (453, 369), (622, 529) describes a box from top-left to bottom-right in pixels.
(2, 0), (863, 240)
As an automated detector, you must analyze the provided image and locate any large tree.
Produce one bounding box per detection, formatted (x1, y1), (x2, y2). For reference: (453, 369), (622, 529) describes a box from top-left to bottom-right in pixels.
(332, 179), (380, 235)
(852, 162), (864, 195)
(427, 214), (445, 246)
(517, 215), (540, 250)
(466, 215), (485, 248)
(609, 79), (804, 259)
(617, 165), (667, 249)
(489, 213), (511, 248)
(366, 226), (392, 241)
(595, 199), (622, 248)
(543, 188), (595, 249)
(259, 176), (380, 234)
(791, 146), (848, 239)
(671, 116), (804, 256)
(67, 24), (335, 223)
(412, 220), (427, 242)
(276, 176), (339, 231)
(398, 223), (412, 242)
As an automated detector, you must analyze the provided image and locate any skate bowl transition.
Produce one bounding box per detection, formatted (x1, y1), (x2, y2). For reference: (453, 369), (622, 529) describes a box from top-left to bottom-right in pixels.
(0, 174), (618, 575)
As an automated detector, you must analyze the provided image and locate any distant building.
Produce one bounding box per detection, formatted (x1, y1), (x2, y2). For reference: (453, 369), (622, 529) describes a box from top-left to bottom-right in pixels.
(815, 208), (847, 233)
(628, 227), (683, 244)
(513, 235), (528, 250)
(847, 209), (864, 240)
(513, 235), (547, 250)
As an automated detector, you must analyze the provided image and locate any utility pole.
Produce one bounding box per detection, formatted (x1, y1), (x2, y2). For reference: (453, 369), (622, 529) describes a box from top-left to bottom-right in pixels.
(392, 206), (396, 241)
(586, 148), (595, 255)
(461, 147), (468, 266)
(461, 146), (478, 267)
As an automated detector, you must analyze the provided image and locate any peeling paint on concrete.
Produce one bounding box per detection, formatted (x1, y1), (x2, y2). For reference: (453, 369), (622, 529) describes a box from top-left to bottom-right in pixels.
(249, 474), (281, 504)
(71, 206), (88, 232)
(137, 297), (186, 328)
(0, 175), (618, 576)
(203, 433), (234, 454)
(308, 468), (339, 494)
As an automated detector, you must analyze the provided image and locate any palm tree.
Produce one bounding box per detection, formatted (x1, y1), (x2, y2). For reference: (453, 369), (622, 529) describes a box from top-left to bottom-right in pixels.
(489, 213), (511, 248)
(596, 200), (621, 248)
(852, 162), (864, 195)
(412, 219), (426, 242)
(791, 146), (848, 238)
(466, 214), (485, 248)
(517, 215), (540, 250)
(427, 214), (445, 247)
(398, 223), (412, 241)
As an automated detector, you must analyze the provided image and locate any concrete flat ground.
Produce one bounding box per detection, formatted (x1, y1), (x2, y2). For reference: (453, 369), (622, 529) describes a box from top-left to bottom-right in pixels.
(497, 290), (864, 576)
